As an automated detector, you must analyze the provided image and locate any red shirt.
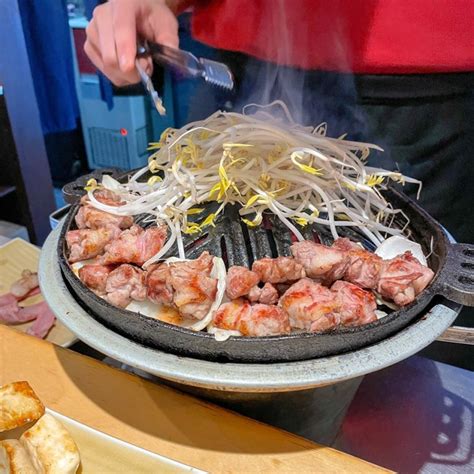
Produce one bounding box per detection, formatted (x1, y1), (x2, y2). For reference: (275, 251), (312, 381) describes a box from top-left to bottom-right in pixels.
(192, 0), (474, 73)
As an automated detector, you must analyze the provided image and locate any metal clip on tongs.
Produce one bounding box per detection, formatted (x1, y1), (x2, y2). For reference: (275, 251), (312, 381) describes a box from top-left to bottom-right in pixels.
(136, 42), (234, 116)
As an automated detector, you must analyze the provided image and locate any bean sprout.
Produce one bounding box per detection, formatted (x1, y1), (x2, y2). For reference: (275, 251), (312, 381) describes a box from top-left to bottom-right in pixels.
(87, 101), (421, 265)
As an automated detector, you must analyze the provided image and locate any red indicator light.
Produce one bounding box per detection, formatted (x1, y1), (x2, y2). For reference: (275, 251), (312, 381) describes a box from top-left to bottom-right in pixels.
(120, 128), (128, 136)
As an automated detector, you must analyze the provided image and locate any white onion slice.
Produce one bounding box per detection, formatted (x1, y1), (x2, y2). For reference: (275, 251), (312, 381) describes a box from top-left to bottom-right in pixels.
(207, 325), (242, 341)
(70, 259), (96, 276)
(375, 235), (427, 265)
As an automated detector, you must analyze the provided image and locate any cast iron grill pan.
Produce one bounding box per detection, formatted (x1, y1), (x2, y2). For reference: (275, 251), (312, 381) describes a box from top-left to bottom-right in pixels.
(58, 169), (474, 362)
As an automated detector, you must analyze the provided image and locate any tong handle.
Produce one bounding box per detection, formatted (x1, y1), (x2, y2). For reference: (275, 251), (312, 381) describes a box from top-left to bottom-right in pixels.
(137, 42), (203, 78)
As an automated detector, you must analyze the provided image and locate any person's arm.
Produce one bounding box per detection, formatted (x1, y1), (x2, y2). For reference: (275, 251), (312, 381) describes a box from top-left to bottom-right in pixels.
(84, 0), (196, 86)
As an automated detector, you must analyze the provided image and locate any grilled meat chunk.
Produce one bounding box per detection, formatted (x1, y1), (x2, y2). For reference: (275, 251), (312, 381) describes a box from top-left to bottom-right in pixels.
(75, 205), (133, 230)
(332, 238), (382, 289)
(330, 280), (377, 326)
(105, 264), (147, 308)
(101, 225), (167, 266)
(279, 278), (339, 331)
(226, 266), (260, 300)
(168, 252), (217, 320)
(377, 251), (434, 306)
(146, 263), (174, 305)
(213, 299), (290, 336)
(66, 227), (119, 263)
(248, 282), (279, 305)
(291, 240), (349, 284)
(78, 264), (115, 295)
(252, 257), (305, 284)
(80, 188), (125, 207)
(280, 278), (377, 332)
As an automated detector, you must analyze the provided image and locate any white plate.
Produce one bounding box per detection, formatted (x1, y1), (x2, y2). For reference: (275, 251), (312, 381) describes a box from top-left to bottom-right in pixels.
(46, 409), (206, 473)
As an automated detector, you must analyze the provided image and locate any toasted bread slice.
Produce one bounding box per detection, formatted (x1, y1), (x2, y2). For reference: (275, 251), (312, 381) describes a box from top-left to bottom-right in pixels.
(20, 414), (80, 474)
(0, 382), (45, 432)
(0, 440), (37, 474)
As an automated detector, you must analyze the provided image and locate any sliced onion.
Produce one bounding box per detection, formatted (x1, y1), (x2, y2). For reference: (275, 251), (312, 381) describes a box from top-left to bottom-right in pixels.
(375, 235), (427, 265)
(207, 325), (242, 341)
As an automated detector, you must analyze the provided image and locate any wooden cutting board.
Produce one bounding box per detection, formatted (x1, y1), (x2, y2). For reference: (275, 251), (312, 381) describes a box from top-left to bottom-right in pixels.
(0, 238), (76, 346)
(0, 326), (391, 473)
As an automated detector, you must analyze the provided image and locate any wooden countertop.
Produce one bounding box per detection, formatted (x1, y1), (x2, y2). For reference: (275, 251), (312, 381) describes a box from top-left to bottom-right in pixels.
(0, 326), (390, 473)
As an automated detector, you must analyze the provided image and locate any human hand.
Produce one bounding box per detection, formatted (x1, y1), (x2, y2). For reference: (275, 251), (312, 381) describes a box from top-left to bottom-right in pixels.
(84, 0), (179, 85)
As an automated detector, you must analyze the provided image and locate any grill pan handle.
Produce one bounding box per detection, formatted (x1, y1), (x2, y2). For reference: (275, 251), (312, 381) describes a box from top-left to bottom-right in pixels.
(437, 326), (474, 345)
(436, 243), (474, 307)
(62, 168), (123, 205)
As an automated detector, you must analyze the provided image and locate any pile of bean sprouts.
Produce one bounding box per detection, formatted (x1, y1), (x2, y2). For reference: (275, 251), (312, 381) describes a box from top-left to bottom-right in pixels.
(87, 101), (421, 266)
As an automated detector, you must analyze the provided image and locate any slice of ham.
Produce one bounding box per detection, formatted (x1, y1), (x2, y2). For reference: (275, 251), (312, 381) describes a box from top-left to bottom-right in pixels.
(0, 300), (54, 327)
(0, 293), (18, 307)
(24, 301), (56, 338)
(0, 287), (41, 308)
(0, 300), (21, 323)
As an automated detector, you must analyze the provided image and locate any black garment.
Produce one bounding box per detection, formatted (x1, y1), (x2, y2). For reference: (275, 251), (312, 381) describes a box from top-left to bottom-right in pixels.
(187, 52), (474, 244)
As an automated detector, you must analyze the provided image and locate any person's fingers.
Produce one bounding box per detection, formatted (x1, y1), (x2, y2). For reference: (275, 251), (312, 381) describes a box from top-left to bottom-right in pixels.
(84, 0), (174, 86)
(93, 5), (120, 73)
(84, 37), (131, 87)
(84, 20), (103, 70)
(111, 0), (137, 73)
(142, 5), (179, 48)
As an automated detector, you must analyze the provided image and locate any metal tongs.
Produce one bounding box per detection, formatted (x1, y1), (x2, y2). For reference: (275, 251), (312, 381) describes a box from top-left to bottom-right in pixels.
(136, 41), (234, 115)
